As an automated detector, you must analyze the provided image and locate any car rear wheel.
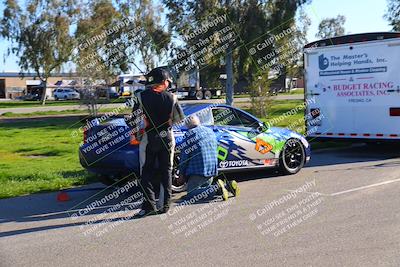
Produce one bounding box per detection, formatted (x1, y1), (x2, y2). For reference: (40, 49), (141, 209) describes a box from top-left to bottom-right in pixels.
(279, 139), (305, 175)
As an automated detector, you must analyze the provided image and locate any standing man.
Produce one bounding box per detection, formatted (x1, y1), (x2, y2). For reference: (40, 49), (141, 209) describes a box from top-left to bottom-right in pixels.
(133, 67), (185, 217)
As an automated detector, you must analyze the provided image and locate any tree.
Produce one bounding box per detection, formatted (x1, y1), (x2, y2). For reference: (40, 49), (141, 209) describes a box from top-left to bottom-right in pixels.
(385, 0), (400, 31)
(0, 0), (80, 105)
(286, 10), (311, 78)
(133, 0), (171, 71)
(74, 0), (171, 115)
(75, 0), (132, 111)
(316, 15), (346, 39)
(163, 0), (310, 106)
(75, 0), (130, 80)
(249, 71), (272, 118)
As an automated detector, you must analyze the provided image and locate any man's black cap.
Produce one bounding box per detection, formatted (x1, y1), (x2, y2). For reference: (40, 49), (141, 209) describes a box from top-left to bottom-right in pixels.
(145, 67), (173, 86)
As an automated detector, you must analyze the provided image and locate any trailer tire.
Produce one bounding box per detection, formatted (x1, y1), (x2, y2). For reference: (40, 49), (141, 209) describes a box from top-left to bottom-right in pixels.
(204, 90), (212, 100)
(195, 90), (203, 100)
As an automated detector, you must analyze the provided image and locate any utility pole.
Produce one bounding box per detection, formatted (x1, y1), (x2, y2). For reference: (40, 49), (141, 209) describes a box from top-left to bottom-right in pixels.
(225, 0), (234, 106)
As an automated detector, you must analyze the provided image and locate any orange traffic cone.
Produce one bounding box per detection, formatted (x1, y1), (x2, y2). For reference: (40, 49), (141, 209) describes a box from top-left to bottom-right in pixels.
(57, 191), (70, 202)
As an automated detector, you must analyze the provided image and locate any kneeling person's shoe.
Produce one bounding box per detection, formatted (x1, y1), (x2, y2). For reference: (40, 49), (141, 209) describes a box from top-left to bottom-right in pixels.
(226, 180), (240, 197)
(217, 179), (229, 201)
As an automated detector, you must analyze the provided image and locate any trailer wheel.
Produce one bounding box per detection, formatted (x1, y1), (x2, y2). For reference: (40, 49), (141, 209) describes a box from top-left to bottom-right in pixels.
(204, 90), (212, 100)
(195, 90), (203, 100)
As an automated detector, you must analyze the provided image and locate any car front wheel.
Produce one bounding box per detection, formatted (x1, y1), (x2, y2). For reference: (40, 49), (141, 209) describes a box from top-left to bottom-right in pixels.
(279, 139), (305, 175)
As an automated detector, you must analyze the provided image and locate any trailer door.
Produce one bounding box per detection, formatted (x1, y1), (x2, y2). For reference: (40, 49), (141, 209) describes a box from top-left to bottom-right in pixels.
(305, 38), (400, 139)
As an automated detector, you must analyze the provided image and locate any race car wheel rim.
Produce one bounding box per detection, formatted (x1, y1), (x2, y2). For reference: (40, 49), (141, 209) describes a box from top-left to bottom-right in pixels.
(283, 139), (304, 171)
(171, 167), (187, 193)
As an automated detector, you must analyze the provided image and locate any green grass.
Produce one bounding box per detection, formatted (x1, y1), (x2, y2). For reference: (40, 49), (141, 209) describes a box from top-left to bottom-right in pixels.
(233, 88), (303, 98)
(244, 99), (305, 133)
(0, 117), (97, 198)
(281, 88), (304, 95)
(1, 107), (131, 118)
(233, 94), (251, 98)
(1, 109), (90, 117)
(0, 98), (126, 109)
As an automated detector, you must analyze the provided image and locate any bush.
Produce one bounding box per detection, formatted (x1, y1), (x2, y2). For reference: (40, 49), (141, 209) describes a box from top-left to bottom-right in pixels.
(249, 71), (272, 118)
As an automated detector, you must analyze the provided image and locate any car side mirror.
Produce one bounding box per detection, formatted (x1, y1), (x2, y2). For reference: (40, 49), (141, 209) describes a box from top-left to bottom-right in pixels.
(257, 121), (268, 133)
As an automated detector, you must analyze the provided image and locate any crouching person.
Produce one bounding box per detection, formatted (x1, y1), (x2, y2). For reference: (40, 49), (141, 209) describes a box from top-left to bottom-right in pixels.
(178, 115), (239, 202)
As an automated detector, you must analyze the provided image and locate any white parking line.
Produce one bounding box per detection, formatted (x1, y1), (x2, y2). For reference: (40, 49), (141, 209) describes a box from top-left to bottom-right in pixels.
(286, 178), (400, 197)
(286, 190), (329, 196)
(329, 178), (400, 196)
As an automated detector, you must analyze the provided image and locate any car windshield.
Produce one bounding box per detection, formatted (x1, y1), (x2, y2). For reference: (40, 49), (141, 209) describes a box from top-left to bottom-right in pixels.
(192, 108), (214, 125)
(171, 105), (214, 130)
(181, 104), (214, 126)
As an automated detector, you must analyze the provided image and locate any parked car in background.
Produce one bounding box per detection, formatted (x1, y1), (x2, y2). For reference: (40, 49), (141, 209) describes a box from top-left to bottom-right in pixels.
(109, 91), (120, 99)
(54, 88), (80, 100)
(24, 93), (41, 101)
(121, 91), (132, 97)
(97, 88), (120, 99)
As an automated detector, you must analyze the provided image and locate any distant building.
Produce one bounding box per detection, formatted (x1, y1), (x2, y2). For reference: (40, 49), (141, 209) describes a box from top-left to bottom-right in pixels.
(0, 72), (80, 99)
(0, 72), (147, 99)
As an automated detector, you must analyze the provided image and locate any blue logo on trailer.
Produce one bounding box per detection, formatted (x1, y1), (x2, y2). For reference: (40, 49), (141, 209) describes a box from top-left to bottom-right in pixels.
(319, 54), (329, 70)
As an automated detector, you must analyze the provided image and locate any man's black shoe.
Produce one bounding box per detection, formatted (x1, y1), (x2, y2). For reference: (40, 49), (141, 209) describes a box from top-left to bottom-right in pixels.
(158, 206), (170, 214)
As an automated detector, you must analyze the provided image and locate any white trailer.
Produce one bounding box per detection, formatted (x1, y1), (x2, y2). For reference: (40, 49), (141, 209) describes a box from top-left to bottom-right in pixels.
(304, 32), (400, 141)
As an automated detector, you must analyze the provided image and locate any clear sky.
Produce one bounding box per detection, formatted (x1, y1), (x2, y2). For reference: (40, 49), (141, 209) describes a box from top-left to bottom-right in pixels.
(0, 0), (393, 72)
(304, 0), (391, 42)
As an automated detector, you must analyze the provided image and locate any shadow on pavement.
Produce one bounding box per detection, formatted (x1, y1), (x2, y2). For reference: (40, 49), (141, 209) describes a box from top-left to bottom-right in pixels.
(308, 143), (400, 168)
(0, 182), (145, 238)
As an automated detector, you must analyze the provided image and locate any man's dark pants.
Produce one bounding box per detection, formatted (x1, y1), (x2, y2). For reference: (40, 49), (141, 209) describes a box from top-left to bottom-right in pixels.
(140, 131), (173, 212)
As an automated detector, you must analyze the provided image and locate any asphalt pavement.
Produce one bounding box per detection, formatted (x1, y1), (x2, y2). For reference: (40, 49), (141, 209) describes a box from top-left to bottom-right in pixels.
(1, 144), (399, 266)
(0, 95), (302, 115)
